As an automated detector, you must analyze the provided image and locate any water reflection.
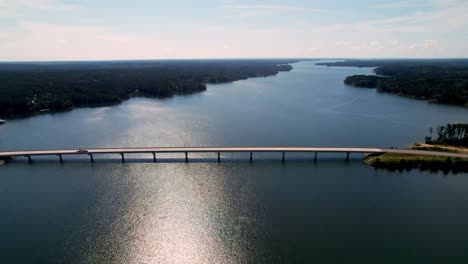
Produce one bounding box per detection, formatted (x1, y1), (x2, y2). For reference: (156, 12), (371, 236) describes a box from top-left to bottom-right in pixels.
(2, 160), (468, 263)
(69, 163), (261, 263)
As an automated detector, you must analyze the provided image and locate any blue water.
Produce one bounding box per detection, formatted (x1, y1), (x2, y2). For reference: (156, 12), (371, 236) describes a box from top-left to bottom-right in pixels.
(1, 61), (468, 263)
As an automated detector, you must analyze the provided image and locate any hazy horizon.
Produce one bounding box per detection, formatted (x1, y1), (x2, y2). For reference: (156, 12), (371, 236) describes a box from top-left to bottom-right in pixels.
(2, 57), (468, 63)
(1, 0), (468, 61)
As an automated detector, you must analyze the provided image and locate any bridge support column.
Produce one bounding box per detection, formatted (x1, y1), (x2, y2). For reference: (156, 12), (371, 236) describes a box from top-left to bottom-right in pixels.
(89, 154), (94, 163)
(26, 155), (32, 163)
(314, 152), (318, 162)
(218, 152), (221, 163)
(152, 152), (156, 163)
(185, 152), (188, 163)
(58, 154), (63, 163)
(282, 152), (285, 163)
(346, 152), (350, 162)
(121, 153), (125, 163)
(250, 152), (253, 163)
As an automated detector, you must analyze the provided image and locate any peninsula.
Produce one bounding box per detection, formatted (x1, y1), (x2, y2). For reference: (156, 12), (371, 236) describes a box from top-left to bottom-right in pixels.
(317, 59), (468, 107)
(364, 123), (468, 173)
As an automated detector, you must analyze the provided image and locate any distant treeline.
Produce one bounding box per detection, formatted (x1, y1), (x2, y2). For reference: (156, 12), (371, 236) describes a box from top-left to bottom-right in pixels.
(0, 60), (296, 116)
(318, 59), (468, 107)
(425, 123), (468, 147)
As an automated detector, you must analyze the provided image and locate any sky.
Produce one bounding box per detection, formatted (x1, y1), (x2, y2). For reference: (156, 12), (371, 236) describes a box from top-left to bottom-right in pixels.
(0, 0), (467, 61)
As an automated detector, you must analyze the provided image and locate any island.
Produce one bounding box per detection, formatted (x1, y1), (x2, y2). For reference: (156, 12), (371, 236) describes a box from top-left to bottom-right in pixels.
(364, 123), (468, 173)
(0, 59), (297, 116)
(317, 59), (468, 107)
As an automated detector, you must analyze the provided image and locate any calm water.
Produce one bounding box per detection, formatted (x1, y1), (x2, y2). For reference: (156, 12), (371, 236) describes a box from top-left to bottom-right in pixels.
(1, 61), (468, 263)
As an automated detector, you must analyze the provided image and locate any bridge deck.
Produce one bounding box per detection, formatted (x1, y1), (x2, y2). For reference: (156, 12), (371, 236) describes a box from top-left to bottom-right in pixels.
(1, 147), (468, 164)
(0, 147), (386, 157)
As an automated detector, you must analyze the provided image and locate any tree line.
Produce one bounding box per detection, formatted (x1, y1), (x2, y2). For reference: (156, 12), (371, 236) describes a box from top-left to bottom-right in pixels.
(425, 123), (468, 146)
(0, 60), (295, 116)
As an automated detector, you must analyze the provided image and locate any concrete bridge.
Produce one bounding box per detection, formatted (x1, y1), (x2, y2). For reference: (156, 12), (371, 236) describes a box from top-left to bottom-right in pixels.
(1, 147), (468, 163)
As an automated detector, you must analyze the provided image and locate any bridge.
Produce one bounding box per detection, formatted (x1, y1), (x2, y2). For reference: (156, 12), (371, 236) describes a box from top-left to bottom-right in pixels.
(1, 147), (468, 163)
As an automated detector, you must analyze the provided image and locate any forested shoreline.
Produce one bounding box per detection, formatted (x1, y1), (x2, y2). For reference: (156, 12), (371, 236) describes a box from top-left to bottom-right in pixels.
(425, 123), (468, 147)
(0, 60), (296, 116)
(318, 59), (468, 107)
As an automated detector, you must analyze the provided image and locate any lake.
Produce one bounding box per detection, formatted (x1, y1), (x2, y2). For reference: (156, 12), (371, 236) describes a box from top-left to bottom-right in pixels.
(1, 61), (468, 263)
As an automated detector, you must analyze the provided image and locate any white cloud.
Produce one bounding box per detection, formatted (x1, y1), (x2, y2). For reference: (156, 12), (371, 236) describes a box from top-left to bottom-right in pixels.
(326, 39), (442, 56)
(0, 0), (79, 17)
(333, 40), (354, 48)
(0, 22), (169, 60)
(2, 0), (78, 10)
(19, 0), (79, 10)
(374, 1), (431, 9)
(375, 0), (465, 9)
(225, 4), (320, 11)
(223, 4), (324, 18)
(304, 1), (468, 35)
(372, 5), (468, 32)
(422, 40), (439, 48)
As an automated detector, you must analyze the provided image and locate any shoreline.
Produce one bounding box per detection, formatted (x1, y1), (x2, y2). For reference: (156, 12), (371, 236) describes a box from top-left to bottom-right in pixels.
(364, 143), (468, 173)
(0, 65), (294, 120)
(345, 76), (468, 109)
(375, 88), (468, 108)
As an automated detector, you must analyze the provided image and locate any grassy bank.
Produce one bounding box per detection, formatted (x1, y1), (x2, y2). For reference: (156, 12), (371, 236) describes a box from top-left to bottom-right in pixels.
(412, 143), (468, 154)
(364, 153), (468, 173)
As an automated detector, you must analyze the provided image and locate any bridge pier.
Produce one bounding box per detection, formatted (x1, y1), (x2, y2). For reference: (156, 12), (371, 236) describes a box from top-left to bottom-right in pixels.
(1, 148), (406, 165)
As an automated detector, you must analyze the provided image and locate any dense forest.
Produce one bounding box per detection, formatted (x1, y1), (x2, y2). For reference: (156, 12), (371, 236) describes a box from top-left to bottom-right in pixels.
(343, 75), (383, 88)
(318, 59), (468, 107)
(425, 123), (468, 147)
(0, 60), (296, 116)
